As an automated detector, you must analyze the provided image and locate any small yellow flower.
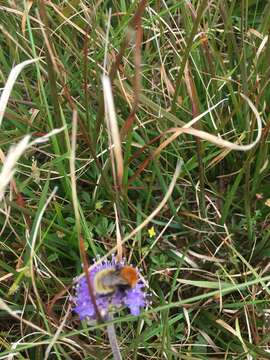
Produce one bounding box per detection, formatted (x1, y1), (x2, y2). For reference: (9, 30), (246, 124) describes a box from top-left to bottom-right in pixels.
(148, 226), (156, 238)
(265, 199), (270, 207)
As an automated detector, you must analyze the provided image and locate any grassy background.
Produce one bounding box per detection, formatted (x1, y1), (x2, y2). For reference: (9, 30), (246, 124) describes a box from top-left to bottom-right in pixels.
(0, 1), (270, 359)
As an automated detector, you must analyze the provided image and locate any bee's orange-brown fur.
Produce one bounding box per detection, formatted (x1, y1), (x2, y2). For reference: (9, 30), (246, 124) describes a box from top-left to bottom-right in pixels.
(119, 266), (138, 288)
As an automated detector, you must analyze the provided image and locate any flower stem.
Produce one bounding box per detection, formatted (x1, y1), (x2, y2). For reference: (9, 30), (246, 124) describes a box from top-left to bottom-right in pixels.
(107, 315), (122, 360)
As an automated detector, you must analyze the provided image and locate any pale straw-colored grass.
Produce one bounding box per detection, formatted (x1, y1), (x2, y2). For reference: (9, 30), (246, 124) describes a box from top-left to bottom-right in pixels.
(0, 58), (65, 202)
(156, 93), (262, 161)
(0, 58), (40, 127)
(102, 75), (124, 189)
(0, 136), (31, 201)
(69, 109), (81, 237)
(0, 127), (64, 202)
(0, 59), (38, 200)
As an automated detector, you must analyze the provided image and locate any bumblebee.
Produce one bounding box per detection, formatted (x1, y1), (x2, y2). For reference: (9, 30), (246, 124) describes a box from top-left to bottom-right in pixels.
(94, 266), (138, 295)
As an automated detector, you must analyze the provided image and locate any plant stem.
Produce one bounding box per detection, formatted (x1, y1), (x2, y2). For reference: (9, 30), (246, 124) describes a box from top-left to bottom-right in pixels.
(107, 315), (122, 360)
(171, 0), (208, 114)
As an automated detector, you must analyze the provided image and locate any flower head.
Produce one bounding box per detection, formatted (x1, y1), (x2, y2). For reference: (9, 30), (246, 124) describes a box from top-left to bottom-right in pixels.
(148, 226), (156, 238)
(73, 257), (147, 321)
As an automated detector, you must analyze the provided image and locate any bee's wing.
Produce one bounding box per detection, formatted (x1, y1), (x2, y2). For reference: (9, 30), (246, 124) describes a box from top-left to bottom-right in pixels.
(102, 272), (128, 287)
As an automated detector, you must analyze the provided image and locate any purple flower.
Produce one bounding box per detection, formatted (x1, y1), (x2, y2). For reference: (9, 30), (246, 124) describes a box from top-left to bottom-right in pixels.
(73, 257), (147, 321)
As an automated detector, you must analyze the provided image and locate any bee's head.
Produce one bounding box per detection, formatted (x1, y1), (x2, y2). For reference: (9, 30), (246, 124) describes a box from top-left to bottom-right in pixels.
(119, 266), (138, 288)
